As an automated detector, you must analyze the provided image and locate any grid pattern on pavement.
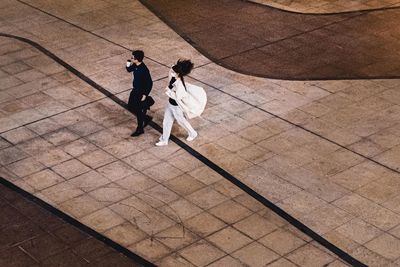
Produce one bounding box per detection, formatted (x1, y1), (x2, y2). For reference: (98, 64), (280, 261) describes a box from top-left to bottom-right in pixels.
(1, 0), (400, 266)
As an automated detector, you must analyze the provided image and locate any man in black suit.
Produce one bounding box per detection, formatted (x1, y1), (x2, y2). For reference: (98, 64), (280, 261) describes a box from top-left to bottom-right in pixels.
(126, 50), (153, 137)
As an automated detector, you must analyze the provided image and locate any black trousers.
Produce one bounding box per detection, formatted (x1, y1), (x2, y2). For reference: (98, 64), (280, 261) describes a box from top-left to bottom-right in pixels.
(128, 91), (147, 131)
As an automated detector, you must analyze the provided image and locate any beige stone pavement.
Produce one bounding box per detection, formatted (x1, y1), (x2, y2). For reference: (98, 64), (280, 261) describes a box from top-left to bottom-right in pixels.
(1, 0), (400, 266)
(250, 0), (400, 13)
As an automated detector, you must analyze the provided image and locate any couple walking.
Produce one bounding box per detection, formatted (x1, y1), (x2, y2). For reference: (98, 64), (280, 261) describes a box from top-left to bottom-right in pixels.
(126, 50), (200, 146)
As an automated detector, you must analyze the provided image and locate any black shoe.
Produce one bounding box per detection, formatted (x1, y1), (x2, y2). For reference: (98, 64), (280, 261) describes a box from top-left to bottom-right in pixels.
(131, 130), (144, 137)
(143, 116), (152, 128)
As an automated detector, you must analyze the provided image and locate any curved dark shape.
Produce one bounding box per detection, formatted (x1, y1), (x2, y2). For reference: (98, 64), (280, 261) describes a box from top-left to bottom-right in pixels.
(140, 0), (400, 80)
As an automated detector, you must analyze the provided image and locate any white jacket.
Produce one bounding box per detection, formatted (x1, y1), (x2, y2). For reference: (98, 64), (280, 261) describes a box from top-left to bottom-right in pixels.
(165, 69), (207, 119)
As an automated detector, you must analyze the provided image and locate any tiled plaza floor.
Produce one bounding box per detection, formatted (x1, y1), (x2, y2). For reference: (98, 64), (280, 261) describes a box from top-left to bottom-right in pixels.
(1, 0), (400, 266)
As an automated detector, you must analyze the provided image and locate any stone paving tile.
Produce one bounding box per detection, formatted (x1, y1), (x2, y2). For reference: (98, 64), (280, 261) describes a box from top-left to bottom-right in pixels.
(34, 147), (71, 167)
(0, 146), (28, 165)
(60, 138), (98, 157)
(333, 193), (400, 231)
(184, 212), (226, 238)
(164, 174), (206, 196)
(69, 170), (112, 193)
(81, 207), (126, 233)
(286, 243), (336, 266)
(208, 200), (253, 225)
(26, 117), (63, 135)
(40, 181), (85, 204)
(2, 1), (400, 266)
(97, 160), (136, 182)
(1, 126), (37, 144)
(259, 227), (306, 256)
(156, 224), (200, 251)
(24, 169), (65, 191)
(7, 157), (45, 177)
(59, 194), (105, 219)
(156, 253), (196, 267)
(234, 213), (278, 239)
(351, 246), (397, 267)
(365, 233), (400, 261)
(186, 187), (228, 210)
(299, 204), (354, 235)
(207, 255), (246, 267)
(207, 226), (253, 254)
(232, 241), (280, 267)
(137, 184), (180, 208)
(178, 240), (226, 266)
(52, 159), (91, 180)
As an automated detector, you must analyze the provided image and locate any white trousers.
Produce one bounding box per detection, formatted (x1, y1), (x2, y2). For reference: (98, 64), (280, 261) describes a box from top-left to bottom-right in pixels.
(160, 103), (196, 142)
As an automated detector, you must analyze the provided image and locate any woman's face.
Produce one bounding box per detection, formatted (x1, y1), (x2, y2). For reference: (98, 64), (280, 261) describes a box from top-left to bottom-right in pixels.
(172, 64), (182, 76)
(170, 68), (177, 78)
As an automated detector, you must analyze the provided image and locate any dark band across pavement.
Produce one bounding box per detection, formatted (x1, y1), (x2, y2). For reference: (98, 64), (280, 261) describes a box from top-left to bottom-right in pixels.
(139, 0), (400, 80)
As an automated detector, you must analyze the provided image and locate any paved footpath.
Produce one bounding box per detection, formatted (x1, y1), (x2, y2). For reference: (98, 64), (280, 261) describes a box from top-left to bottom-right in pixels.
(1, 0), (400, 266)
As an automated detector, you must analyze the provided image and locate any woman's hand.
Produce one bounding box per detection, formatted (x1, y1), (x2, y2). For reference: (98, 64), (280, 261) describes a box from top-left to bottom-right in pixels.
(168, 77), (176, 89)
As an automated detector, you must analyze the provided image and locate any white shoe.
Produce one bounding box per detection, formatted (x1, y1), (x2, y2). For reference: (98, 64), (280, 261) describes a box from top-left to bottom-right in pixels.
(155, 140), (168, 146)
(186, 132), (198, 142)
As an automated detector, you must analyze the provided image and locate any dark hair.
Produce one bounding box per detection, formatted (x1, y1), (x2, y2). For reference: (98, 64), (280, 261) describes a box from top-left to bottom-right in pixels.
(172, 59), (194, 77)
(132, 50), (144, 62)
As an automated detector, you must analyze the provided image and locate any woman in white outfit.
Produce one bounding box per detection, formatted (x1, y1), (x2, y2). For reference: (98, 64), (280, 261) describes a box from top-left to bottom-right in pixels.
(156, 59), (198, 146)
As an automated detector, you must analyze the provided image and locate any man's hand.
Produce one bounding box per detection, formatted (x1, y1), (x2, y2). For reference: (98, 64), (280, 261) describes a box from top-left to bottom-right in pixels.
(141, 95), (146, 101)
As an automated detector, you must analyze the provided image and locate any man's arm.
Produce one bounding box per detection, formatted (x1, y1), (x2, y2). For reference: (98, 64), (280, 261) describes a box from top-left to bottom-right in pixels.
(126, 64), (135, 72)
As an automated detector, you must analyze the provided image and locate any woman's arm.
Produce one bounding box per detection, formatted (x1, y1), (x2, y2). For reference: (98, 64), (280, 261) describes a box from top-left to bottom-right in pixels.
(174, 79), (188, 101)
(173, 79), (191, 113)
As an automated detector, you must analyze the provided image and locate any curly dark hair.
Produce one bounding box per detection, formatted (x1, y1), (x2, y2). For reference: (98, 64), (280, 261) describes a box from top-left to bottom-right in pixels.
(132, 50), (144, 62)
(172, 59), (194, 77)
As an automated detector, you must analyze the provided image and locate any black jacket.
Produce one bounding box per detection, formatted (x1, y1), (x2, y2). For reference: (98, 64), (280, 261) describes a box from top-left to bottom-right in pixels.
(126, 63), (153, 99)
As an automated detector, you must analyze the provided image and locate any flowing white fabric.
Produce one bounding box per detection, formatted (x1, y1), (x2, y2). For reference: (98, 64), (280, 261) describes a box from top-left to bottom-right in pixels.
(165, 70), (207, 119)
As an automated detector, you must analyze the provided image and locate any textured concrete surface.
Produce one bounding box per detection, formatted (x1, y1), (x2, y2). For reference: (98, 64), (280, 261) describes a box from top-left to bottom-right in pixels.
(1, 0), (400, 266)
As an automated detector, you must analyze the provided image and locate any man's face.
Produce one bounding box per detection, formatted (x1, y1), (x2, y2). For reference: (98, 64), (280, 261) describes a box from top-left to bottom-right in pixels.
(131, 55), (139, 64)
